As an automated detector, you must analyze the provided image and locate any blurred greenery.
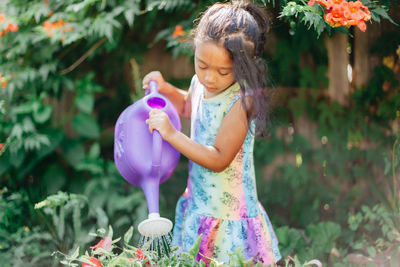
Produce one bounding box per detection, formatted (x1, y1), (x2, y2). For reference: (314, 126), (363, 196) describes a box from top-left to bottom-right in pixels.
(0, 0), (399, 266)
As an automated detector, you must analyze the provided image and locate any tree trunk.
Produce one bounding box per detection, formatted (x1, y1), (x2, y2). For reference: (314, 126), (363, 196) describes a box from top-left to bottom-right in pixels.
(324, 33), (350, 106)
(353, 23), (382, 88)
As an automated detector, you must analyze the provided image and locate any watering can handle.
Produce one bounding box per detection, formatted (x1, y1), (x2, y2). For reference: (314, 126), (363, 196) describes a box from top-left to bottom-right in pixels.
(152, 130), (162, 168)
(149, 80), (158, 94)
(149, 80), (162, 168)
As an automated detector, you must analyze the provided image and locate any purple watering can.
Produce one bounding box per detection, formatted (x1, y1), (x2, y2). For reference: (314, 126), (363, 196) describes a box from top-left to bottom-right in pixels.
(114, 80), (181, 237)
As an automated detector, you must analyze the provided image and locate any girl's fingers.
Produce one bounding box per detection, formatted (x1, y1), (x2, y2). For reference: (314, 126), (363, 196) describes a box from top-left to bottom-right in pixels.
(149, 109), (162, 116)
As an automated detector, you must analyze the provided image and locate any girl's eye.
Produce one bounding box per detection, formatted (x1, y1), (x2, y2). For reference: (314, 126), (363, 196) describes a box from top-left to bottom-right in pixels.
(219, 72), (230, 76)
(198, 65), (207, 70)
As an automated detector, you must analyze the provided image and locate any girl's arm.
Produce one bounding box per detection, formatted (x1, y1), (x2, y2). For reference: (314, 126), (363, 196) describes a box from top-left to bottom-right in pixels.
(146, 99), (248, 172)
(143, 71), (191, 118)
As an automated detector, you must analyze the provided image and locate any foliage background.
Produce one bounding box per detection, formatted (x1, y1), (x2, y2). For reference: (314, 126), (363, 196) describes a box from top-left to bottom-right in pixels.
(0, 0), (399, 266)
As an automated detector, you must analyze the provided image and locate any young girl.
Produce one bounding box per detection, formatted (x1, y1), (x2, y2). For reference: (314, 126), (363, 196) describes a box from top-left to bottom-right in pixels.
(143, 1), (281, 265)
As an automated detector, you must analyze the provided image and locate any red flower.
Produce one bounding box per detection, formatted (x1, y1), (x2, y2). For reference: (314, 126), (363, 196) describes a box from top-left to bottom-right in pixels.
(136, 248), (146, 260)
(0, 14), (5, 24)
(90, 236), (112, 252)
(82, 257), (102, 267)
(0, 143), (4, 152)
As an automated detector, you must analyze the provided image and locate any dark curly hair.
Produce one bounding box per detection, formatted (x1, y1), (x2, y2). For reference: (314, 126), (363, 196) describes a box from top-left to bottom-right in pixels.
(193, 0), (271, 136)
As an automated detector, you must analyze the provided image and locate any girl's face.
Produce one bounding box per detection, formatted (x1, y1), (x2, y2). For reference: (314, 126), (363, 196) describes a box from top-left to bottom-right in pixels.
(194, 40), (235, 98)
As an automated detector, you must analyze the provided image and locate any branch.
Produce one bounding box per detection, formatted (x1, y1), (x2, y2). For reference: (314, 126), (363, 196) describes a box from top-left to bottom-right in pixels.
(60, 37), (107, 75)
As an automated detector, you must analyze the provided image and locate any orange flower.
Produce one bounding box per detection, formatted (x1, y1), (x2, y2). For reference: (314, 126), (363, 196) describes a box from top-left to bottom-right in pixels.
(312, 0), (371, 31)
(44, 0), (49, 5)
(0, 14), (5, 24)
(43, 19), (67, 31)
(82, 257), (102, 267)
(0, 73), (7, 88)
(53, 19), (67, 28)
(43, 19), (71, 39)
(43, 21), (53, 30)
(7, 23), (18, 32)
(172, 25), (184, 38)
(62, 26), (74, 33)
(356, 20), (366, 31)
(324, 4), (346, 27)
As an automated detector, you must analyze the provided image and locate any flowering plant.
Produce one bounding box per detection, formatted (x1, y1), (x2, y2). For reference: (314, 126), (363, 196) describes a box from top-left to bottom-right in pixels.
(308, 0), (371, 31)
(279, 0), (396, 36)
(54, 226), (321, 267)
(54, 226), (154, 267)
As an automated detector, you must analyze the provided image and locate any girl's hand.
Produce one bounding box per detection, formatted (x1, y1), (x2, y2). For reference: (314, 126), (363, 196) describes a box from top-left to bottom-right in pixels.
(142, 71), (169, 94)
(145, 109), (177, 141)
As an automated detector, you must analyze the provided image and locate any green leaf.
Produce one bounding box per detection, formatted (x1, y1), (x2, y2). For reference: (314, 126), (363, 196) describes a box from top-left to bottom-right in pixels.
(0, 151), (11, 176)
(58, 205), (65, 240)
(33, 105), (53, 123)
(71, 246), (80, 260)
(88, 142), (100, 159)
(96, 208), (109, 229)
(71, 113), (100, 139)
(351, 240), (364, 250)
(10, 124), (23, 139)
(306, 221), (341, 254)
(189, 234), (202, 258)
(367, 246), (376, 257)
(124, 8), (138, 27)
(74, 93), (94, 114)
(12, 102), (35, 115)
(63, 141), (85, 168)
(10, 146), (25, 168)
(124, 226), (134, 244)
(371, 7), (398, 25)
(73, 201), (82, 243)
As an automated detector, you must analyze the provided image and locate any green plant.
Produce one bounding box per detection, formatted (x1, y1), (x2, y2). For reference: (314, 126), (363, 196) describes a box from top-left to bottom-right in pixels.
(384, 131), (400, 222)
(0, 188), (59, 267)
(347, 204), (400, 257)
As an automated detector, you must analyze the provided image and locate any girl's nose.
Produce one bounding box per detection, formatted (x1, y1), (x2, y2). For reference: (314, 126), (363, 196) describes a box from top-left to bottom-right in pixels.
(204, 70), (216, 84)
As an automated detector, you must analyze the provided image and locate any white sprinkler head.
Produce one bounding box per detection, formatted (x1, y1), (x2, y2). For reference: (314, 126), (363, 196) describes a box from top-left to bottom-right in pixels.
(138, 213), (173, 237)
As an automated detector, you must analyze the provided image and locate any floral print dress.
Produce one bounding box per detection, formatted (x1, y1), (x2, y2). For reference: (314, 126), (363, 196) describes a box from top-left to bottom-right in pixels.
(172, 75), (281, 265)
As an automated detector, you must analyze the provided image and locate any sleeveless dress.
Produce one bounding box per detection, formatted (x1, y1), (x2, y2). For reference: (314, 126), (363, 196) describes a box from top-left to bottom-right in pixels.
(171, 75), (281, 265)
